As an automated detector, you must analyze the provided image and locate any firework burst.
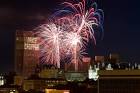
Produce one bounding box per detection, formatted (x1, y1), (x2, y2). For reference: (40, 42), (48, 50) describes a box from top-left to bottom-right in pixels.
(53, 0), (104, 43)
(35, 0), (104, 70)
(52, 0), (104, 70)
(35, 23), (63, 68)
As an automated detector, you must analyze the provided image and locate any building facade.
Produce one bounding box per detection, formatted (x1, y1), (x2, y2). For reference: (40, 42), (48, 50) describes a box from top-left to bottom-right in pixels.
(15, 31), (39, 78)
(98, 70), (140, 93)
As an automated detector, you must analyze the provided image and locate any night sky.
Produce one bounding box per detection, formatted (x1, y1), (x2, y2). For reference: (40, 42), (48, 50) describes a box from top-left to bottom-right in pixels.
(0, 0), (140, 73)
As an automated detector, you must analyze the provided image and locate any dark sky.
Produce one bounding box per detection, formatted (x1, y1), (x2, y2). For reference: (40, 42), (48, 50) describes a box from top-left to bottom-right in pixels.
(0, 0), (140, 73)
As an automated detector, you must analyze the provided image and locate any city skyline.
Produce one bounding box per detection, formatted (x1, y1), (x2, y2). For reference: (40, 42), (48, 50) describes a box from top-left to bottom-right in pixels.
(0, 0), (140, 73)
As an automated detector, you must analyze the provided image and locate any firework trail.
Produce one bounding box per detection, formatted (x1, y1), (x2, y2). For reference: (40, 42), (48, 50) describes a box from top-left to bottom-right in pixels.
(52, 0), (104, 70)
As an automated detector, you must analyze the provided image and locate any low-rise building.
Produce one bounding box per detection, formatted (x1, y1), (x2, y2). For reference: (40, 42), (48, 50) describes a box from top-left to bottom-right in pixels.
(23, 76), (67, 91)
(0, 85), (19, 93)
(98, 70), (140, 93)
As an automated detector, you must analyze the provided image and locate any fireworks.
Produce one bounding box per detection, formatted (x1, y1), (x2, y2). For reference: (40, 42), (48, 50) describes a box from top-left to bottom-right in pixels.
(35, 23), (63, 68)
(53, 0), (104, 43)
(35, 23), (83, 69)
(35, 0), (104, 70)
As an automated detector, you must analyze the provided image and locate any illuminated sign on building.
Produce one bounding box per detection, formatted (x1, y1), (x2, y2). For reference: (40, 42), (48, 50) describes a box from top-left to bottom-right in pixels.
(24, 37), (38, 43)
(24, 43), (39, 50)
(24, 37), (39, 50)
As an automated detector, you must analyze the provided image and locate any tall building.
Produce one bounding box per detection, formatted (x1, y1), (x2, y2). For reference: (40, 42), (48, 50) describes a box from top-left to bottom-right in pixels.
(15, 31), (39, 78)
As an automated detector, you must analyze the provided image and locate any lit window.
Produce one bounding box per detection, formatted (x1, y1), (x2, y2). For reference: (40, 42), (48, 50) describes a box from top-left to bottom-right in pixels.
(0, 76), (4, 86)
(9, 90), (16, 93)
